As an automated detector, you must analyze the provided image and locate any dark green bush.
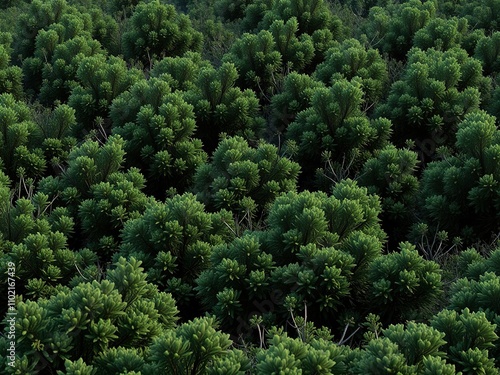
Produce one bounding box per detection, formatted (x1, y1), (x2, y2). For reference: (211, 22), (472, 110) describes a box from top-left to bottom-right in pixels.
(121, 0), (203, 66)
(193, 135), (300, 218)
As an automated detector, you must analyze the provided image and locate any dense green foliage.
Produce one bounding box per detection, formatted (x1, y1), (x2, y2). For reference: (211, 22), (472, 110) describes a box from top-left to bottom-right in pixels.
(2, 0), (500, 373)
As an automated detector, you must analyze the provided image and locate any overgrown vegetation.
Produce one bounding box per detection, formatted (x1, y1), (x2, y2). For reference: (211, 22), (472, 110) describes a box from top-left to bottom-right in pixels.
(1, 0), (500, 373)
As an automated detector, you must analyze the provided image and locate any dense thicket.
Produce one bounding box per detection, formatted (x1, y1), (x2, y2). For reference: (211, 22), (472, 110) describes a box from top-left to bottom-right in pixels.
(1, 0), (500, 373)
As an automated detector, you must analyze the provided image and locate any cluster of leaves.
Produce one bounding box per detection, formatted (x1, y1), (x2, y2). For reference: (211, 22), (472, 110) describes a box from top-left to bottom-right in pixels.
(0, 33), (22, 99)
(117, 192), (234, 312)
(196, 180), (442, 339)
(376, 47), (488, 154)
(121, 0), (203, 66)
(110, 74), (207, 196)
(418, 111), (500, 242)
(286, 78), (392, 189)
(363, 0), (437, 60)
(193, 135), (300, 218)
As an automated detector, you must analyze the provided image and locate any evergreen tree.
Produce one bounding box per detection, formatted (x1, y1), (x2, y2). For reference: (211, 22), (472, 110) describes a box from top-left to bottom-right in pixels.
(431, 308), (499, 374)
(382, 322), (446, 367)
(450, 0), (500, 33)
(413, 17), (469, 52)
(223, 28), (282, 99)
(358, 145), (420, 245)
(32, 102), (77, 172)
(197, 180), (386, 337)
(189, 14), (236, 66)
(34, 36), (104, 106)
(263, 179), (385, 263)
(93, 347), (145, 375)
(0, 94), (46, 180)
(343, 0), (391, 17)
(224, 17), (316, 99)
(42, 134), (125, 195)
(17, 3), (97, 98)
(0, 171), (72, 248)
(350, 322), (457, 375)
(254, 333), (347, 374)
(14, 0), (72, 61)
(286, 78), (391, 189)
(350, 337), (414, 374)
(0, 33), (23, 100)
(144, 316), (250, 374)
(17, 2), (120, 101)
(243, 0), (344, 46)
(37, 134), (127, 244)
(418, 110), (500, 242)
(215, 0), (253, 21)
(367, 242), (442, 323)
(270, 72), (324, 131)
(121, 0), (203, 66)
(488, 80), (500, 121)
(78, 168), (151, 257)
(376, 47), (488, 158)
(0, 169), (11, 249)
(445, 247), (500, 360)
(228, 0), (347, 98)
(150, 52), (210, 92)
(108, 0), (141, 18)
(196, 234), (275, 331)
(3, 223), (98, 301)
(9, 257), (178, 373)
(110, 75), (207, 196)
(84, 7), (120, 55)
(184, 62), (265, 153)
(68, 54), (143, 136)
(34, 134), (152, 254)
(474, 32), (500, 76)
(314, 38), (388, 111)
(193, 135), (300, 219)
(364, 0), (437, 60)
(56, 358), (96, 375)
(117, 193), (234, 313)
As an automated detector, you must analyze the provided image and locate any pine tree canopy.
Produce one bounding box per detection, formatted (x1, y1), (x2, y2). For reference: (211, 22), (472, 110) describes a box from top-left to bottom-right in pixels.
(3, 0), (500, 372)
